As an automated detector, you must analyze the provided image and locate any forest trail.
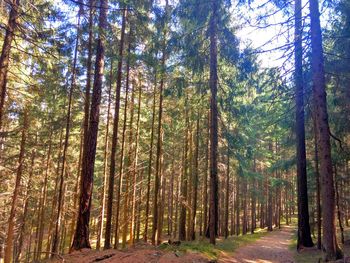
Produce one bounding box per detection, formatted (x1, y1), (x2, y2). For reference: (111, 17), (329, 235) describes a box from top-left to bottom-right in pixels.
(219, 226), (295, 263)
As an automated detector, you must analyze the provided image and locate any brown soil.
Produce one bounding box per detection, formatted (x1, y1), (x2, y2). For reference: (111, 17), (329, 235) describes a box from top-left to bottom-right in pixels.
(48, 244), (209, 263)
(219, 226), (295, 263)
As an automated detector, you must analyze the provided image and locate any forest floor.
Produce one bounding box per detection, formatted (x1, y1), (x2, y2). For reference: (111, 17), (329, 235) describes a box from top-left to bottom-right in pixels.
(47, 226), (350, 263)
(219, 225), (295, 263)
(290, 227), (350, 263)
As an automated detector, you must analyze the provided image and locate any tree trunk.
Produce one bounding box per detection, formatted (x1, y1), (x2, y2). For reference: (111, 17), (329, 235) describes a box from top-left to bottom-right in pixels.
(191, 116), (200, 240)
(115, 45), (131, 248)
(71, 0), (108, 250)
(15, 133), (37, 262)
(236, 174), (240, 235)
(208, 0), (219, 245)
(313, 110), (322, 250)
(130, 79), (142, 246)
(309, 0), (343, 259)
(295, 0), (314, 249)
(152, 0), (168, 245)
(224, 146), (230, 239)
(4, 110), (28, 263)
(0, 0), (20, 130)
(36, 129), (53, 259)
(96, 62), (113, 250)
(45, 126), (64, 257)
(251, 159), (256, 234)
(203, 110), (209, 236)
(53, 7), (82, 253)
(179, 123), (188, 241)
(122, 61), (135, 248)
(143, 71), (157, 242)
(334, 165), (345, 244)
(104, 7), (127, 249)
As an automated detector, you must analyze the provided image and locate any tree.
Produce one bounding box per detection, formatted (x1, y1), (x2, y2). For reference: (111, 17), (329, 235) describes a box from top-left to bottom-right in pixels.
(294, 0), (313, 249)
(71, 0), (108, 250)
(104, 7), (127, 249)
(208, 0), (219, 245)
(309, 0), (343, 260)
(4, 109), (28, 263)
(0, 0), (20, 130)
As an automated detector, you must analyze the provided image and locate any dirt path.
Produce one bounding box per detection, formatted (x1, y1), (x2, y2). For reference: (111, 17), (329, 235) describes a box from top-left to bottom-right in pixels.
(219, 226), (295, 263)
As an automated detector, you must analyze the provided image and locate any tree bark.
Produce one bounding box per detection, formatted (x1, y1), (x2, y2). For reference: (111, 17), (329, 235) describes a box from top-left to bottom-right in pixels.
(143, 71), (157, 242)
(96, 62), (113, 250)
(309, 0), (343, 259)
(191, 116), (200, 240)
(152, 0), (168, 245)
(208, 0), (219, 245)
(115, 44), (131, 248)
(36, 128), (53, 259)
(71, 0), (108, 250)
(0, 0), (20, 130)
(295, 0), (314, 249)
(53, 6), (82, 253)
(224, 146), (230, 239)
(334, 165), (345, 244)
(130, 79), (142, 246)
(4, 109), (28, 263)
(313, 109), (322, 250)
(104, 7), (127, 249)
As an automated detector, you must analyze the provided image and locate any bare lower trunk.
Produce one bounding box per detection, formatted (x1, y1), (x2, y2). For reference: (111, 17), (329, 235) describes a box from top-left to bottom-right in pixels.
(4, 110), (28, 263)
(143, 72), (157, 242)
(96, 63), (113, 250)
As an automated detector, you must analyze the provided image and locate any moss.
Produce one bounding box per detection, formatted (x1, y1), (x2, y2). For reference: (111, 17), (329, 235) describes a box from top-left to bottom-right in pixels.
(160, 228), (268, 260)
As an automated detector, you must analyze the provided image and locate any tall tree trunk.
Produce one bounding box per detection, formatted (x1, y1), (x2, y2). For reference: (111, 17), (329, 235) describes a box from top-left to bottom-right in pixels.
(143, 71), (157, 242)
(68, 130), (83, 248)
(208, 0), (219, 245)
(191, 116), (200, 240)
(295, 0), (314, 249)
(96, 63), (113, 250)
(267, 177), (273, 232)
(104, 7), (127, 249)
(0, 0), (20, 130)
(79, 2), (95, 243)
(224, 146), (230, 239)
(334, 165), (345, 244)
(52, 7), (82, 253)
(45, 126), (64, 257)
(4, 109), (28, 263)
(152, 0), (168, 245)
(122, 62), (134, 248)
(71, 0), (108, 250)
(179, 105), (189, 241)
(251, 158), (256, 234)
(309, 0), (343, 259)
(36, 129), (53, 259)
(15, 133), (37, 262)
(313, 110), (322, 250)
(203, 110), (209, 236)
(130, 80), (142, 246)
(81, 0), (94, 188)
(236, 174), (240, 235)
(115, 46), (131, 248)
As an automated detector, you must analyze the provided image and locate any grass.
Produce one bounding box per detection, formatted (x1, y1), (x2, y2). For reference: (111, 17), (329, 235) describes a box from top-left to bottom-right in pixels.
(159, 228), (269, 261)
(289, 227), (350, 263)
